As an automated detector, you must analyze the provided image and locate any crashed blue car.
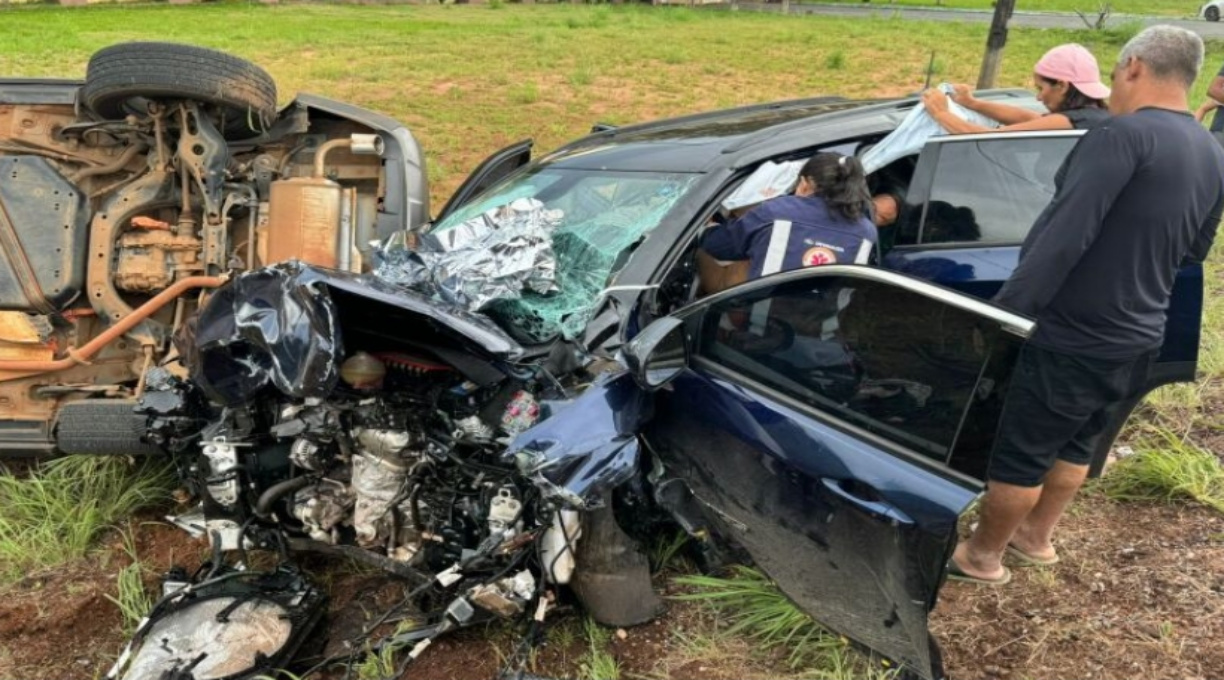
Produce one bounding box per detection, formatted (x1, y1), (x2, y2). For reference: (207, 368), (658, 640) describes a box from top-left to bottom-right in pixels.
(28, 47), (1200, 680)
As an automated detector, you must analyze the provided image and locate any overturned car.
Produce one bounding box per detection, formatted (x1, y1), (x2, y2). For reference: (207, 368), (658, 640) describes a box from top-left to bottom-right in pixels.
(0, 42), (425, 456)
(3, 44), (1207, 680)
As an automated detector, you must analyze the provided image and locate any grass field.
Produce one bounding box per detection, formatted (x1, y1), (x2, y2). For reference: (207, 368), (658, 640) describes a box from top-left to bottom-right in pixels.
(2, 2), (1221, 204)
(804, 0), (1200, 18)
(0, 0), (1204, 18)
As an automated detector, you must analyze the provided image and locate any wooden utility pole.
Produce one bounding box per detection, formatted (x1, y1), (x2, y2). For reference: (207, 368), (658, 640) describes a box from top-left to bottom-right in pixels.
(976, 0), (1017, 90)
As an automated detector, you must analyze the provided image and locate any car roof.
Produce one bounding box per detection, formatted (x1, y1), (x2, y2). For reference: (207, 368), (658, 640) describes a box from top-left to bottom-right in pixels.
(538, 89), (1042, 173)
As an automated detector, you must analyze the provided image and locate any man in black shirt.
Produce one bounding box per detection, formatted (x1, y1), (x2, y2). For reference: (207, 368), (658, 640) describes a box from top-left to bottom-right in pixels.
(950, 25), (1224, 586)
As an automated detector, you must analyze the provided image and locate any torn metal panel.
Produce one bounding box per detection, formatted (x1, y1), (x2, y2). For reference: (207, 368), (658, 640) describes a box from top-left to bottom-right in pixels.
(505, 372), (651, 509)
(468, 569), (536, 618)
(175, 262), (343, 405)
(107, 566), (326, 680)
(120, 599), (292, 679)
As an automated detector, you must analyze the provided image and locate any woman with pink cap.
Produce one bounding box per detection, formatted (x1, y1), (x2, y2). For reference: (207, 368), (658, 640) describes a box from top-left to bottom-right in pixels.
(922, 43), (1111, 134)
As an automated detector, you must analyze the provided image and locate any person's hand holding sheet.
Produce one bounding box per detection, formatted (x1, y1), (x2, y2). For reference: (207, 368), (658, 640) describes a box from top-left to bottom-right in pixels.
(921, 88), (951, 115)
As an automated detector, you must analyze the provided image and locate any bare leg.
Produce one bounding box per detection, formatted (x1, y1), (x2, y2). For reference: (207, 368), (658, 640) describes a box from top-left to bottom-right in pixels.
(952, 481), (1042, 580)
(1010, 460), (1089, 560)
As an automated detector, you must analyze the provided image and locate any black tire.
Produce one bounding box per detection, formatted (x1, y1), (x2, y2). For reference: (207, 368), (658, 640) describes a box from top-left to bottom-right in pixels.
(81, 42), (278, 139)
(1208, 6), (1220, 21)
(55, 399), (162, 456)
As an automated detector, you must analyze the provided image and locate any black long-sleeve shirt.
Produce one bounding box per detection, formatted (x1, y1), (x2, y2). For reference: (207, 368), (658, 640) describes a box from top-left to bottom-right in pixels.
(995, 108), (1224, 360)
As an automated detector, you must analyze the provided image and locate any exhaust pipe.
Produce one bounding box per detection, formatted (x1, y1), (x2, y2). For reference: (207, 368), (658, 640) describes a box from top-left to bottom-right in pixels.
(0, 275), (227, 376)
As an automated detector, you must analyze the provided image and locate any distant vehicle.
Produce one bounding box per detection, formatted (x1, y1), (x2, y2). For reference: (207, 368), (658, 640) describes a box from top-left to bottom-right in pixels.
(1201, 1), (1222, 21)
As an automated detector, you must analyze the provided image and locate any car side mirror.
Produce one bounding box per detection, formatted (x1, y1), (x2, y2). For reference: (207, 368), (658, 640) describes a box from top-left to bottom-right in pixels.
(623, 316), (688, 390)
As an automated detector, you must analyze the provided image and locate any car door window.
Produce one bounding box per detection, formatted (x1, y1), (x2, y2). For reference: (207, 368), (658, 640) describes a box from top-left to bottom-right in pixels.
(692, 272), (1027, 476)
(898, 134), (1082, 247)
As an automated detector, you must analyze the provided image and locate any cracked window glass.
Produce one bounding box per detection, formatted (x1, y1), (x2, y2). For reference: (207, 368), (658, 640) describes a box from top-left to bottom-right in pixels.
(430, 167), (701, 343)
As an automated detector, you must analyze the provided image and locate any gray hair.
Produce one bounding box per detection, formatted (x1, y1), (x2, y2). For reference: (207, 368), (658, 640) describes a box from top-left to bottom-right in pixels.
(1117, 25), (1204, 88)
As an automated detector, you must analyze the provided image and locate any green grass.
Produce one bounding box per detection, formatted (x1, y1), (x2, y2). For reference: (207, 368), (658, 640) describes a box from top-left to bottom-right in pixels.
(1120, 238), (1224, 511)
(567, 65), (596, 87)
(1097, 428), (1224, 512)
(104, 529), (154, 636)
(355, 641), (400, 680)
(577, 616), (620, 680)
(673, 566), (897, 678)
(510, 81), (540, 105)
(648, 529), (692, 575)
(350, 617), (439, 680)
(3, 3), (1221, 207)
(1146, 240), (1224, 418)
(549, 615), (583, 649)
(0, 456), (174, 584)
(798, 0), (1196, 18)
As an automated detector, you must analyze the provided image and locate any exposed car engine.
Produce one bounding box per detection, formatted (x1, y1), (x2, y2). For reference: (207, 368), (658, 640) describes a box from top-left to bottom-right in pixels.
(113, 355), (580, 678)
(100, 259), (673, 680)
(180, 353), (566, 588)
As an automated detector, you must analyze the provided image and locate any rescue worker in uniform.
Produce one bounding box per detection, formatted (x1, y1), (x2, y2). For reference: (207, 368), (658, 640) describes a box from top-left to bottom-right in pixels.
(701, 152), (877, 278)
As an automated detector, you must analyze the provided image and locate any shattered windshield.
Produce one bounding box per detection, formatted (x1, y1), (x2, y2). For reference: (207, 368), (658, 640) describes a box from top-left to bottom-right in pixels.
(422, 167), (700, 343)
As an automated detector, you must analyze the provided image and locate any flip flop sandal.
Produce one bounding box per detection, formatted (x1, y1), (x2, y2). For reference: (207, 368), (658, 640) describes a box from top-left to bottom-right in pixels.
(1005, 543), (1060, 567)
(946, 559), (1012, 586)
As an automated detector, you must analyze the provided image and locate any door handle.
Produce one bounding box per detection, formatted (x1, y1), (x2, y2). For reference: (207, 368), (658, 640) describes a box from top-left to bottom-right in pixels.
(821, 477), (914, 526)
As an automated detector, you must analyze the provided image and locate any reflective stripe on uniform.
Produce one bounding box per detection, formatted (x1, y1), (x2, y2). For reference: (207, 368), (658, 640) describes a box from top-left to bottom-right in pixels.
(750, 219), (792, 335)
(760, 219), (792, 276)
(853, 239), (873, 264)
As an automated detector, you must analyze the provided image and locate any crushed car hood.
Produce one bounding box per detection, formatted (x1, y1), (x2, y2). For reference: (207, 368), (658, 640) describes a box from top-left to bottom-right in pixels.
(178, 262), (524, 405)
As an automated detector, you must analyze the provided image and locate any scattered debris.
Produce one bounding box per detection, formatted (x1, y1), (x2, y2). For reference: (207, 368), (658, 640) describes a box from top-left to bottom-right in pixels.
(105, 564), (326, 680)
(119, 262), (671, 678)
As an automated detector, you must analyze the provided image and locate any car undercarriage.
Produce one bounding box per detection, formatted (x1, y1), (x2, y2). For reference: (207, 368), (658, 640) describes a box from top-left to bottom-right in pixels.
(0, 42), (425, 457)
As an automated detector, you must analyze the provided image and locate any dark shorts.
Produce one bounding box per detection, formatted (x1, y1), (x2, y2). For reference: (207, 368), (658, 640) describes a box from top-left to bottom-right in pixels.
(987, 344), (1155, 487)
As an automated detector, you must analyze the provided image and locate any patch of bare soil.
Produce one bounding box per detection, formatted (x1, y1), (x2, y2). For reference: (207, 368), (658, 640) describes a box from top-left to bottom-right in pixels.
(0, 515), (206, 680)
(0, 561), (118, 680)
(1187, 385), (1224, 462)
(932, 498), (1224, 680)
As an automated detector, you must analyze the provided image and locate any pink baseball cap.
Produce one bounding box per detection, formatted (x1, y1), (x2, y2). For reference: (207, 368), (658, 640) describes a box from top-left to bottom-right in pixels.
(1034, 44), (1111, 100)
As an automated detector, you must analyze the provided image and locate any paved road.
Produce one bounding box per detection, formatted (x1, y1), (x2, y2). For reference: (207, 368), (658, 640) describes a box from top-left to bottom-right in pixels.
(722, 2), (1224, 39)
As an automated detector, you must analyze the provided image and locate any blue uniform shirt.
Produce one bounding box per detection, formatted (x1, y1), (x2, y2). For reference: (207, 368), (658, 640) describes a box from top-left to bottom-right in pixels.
(702, 195), (877, 279)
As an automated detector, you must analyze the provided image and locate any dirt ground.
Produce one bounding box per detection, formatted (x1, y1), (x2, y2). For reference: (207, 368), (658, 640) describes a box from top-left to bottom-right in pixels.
(1, 488), (1220, 680)
(0, 519), (205, 680)
(933, 499), (1224, 680)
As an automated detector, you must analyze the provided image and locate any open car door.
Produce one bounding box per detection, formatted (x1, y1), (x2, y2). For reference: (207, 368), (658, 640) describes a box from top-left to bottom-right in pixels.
(881, 130), (1204, 472)
(632, 265), (1034, 680)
